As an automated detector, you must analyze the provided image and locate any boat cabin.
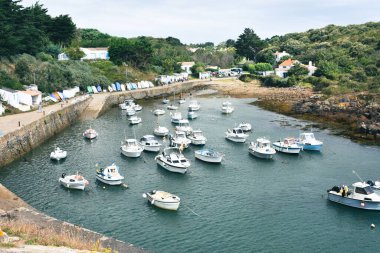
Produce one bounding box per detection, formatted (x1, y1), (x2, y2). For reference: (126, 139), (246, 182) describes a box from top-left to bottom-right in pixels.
(192, 130), (203, 137)
(125, 139), (139, 146)
(232, 128), (243, 134)
(175, 131), (187, 139)
(299, 133), (316, 142)
(178, 119), (190, 127)
(257, 138), (271, 148)
(284, 138), (296, 145)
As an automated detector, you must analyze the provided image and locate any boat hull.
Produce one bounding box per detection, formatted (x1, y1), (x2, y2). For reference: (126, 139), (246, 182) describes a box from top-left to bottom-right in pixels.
(142, 145), (161, 152)
(272, 144), (301, 154)
(147, 195), (180, 211)
(300, 143), (323, 151)
(155, 157), (188, 174)
(154, 130), (169, 136)
(195, 153), (222, 163)
(248, 149), (274, 159)
(83, 133), (97, 139)
(59, 178), (85, 190)
(121, 149), (142, 158)
(226, 136), (246, 143)
(96, 175), (123, 185)
(327, 192), (380, 210)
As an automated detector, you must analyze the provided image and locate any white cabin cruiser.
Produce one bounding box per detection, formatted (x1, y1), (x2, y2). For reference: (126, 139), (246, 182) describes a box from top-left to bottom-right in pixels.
(155, 147), (190, 174)
(154, 125), (169, 137)
(238, 122), (252, 132)
(96, 163), (124, 185)
(59, 172), (89, 190)
(188, 100), (200, 111)
(296, 132), (323, 151)
(125, 107), (136, 116)
(170, 112), (182, 124)
(129, 116), (142, 125)
(83, 128), (98, 139)
(187, 130), (207, 145)
(50, 147), (67, 161)
(143, 190), (180, 211)
(221, 101), (234, 114)
(121, 139), (144, 157)
(225, 128), (248, 143)
(272, 138), (302, 154)
(175, 119), (193, 134)
(162, 98), (170, 104)
(140, 135), (162, 152)
(194, 149), (223, 163)
(167, 104), (178, 110)
(327, 182), (380, 210)
(187, 110), (198, 120)
(169, 131), (191, 149)
(153, 108), (165, 116)
(178, 98), (186, 104)
(248, 138), (276, 159)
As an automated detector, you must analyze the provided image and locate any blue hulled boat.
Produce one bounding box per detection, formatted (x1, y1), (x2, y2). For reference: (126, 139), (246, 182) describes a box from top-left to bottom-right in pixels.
(296, 133), (323, 151)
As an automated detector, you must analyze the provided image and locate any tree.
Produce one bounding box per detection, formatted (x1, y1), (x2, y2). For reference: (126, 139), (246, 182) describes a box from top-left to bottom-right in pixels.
(314, 60), (340, 80)
(64, 47), (85, 60)
(48, 15), (76, 46)
(235, 28), (266, 61)
(253, 63), (273, 72)
(190, 63), (205, 77)
(165, 37), (182, 46)
(287, 63), (308, 77)
(225, 39), (235, 48)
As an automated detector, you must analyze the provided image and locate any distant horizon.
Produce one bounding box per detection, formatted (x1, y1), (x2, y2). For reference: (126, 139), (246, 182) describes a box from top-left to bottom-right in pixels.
(21, 0), (380, 44)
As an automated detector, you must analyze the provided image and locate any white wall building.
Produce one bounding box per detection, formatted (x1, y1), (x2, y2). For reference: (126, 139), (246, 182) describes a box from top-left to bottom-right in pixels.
(80, 47), (109, 60)
(0, 102), (4, 115)
(179, 62), (195, 74)
(0, 88), (20, 108)
(62, 86), (80, 99)
(58, 53), (69, 61)
(17, 90), (42, 106)
(274, 51), (291, 62)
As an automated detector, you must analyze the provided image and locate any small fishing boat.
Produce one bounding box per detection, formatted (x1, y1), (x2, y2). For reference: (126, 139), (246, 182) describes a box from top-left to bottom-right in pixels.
(162, 98), (170, 104)
(143, 190), (180, 211)
(96, 163), (124, 185)
(154, 125), (169, 137)
(248, 138), (276, 159)
(129, 116), (142, 125)
(83, 128), (98, 139)
(272, 138), (302, 154)
(187, 110), (198, 120)
(140, 135), (162, 152)
(178, 99), (186, 104)
(187, 130), (207, 145)
(194, 149), (223, 163)
(153, 108), (165, 116)
(50, 147), (67, 161)
(225, 127), (248, 143)
(188, 100), (200, 111)
(134, 104), (142, 111)
(170, 112), (182, 124)
(120, 139), (144, 157)
(125, 107), (136, 116)
(167, 104), (178, 110)
(327, 182), (380, 210)
(238, 122), (252, 132)
(175, 119), (193, 135)
(59, 172), (89, 190)
(221, 101), (234, 114)
(296, 132), (323, 151)
(169, 131), (191, 149)
(119, 99), (134, 110)
(155, 147), (190, 174)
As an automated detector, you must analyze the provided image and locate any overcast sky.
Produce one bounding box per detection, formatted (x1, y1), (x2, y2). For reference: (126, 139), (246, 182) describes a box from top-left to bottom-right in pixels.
(21, 0), (380, 44)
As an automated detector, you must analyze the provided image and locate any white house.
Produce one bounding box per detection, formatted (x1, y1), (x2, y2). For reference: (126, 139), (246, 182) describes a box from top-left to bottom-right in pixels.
(275, 59), (317, 78)
(0, 102), (4, 115)
(80, 47), (109, 60)
(17, 90), (42, 107)
(58, 53), (69, 61)
(305, 61), (318, 76)
(62, 86), (80, 99)
(179, 62), (195, 74)
(0, 88), (20, 108)
(274, 51), (290, 62)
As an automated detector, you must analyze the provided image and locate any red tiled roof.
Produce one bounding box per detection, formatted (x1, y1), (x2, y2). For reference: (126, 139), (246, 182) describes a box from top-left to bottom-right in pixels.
(279, 59), (294, 67)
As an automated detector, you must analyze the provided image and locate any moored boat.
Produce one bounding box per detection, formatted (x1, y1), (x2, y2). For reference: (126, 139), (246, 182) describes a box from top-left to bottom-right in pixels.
(167, 104), (178, 110)
(154, 125), (169, 137)
(169, 131), (191, 149)
(162, 98), (170, 104)
(272, 138), (302, 154)
(153, 108), (165, 116)
(327, 182), (380, 210)
(221, 101), (234, 114)
(121, 139), (144, 157)
(140, 135), (162, 152)
(188, 100), (200, 111)
(225, 127), (248, 143)
(143, 190), (180, 211)
(296, 132), (323, 151)
(59, 172), (89, 190)
(96, 163), (124, 185)
(50, 147), (67, 161)
(187, 130), (207, 145)
(248, 138), (276, 159)
(155, 147), (190, 174)
(175, 119), (193, 134)
(238, 122), (252, 132)
(83, 128), (98, 139)
(170, 112), (182, 124)
(194, 149), (223, 163)
(187, 110), (198, 120)
(129, 116), (142, 125)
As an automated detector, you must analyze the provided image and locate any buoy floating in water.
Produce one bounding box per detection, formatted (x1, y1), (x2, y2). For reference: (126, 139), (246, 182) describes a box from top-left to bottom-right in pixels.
(122, 183), (128, 188)
(371, 224), (375, 229)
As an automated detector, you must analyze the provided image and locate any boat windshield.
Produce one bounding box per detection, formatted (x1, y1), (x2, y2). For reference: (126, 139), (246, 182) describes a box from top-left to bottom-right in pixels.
(177, 133), (186, 138)
(355, 186), (374, 195)
(234, 129), (243, 134)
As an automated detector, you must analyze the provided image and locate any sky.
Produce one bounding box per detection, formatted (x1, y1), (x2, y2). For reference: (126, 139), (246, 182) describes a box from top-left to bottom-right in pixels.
(21, 0), (380, 44)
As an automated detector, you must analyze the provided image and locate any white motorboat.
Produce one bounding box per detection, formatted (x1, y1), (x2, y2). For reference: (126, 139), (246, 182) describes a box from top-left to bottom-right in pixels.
(327, 182), (380, 210)
(188, 100), (200, 111)
(134, 104), (142, 111)
(96, 163), (124, 185)
(143, 190), (180, 211)
(178, 99), (186, 104)
(167, 104), (178, 110)
(154, 125), (169, 137)
(187, 130), (207, 145)
(194, 149), (223, 163)
(129, 116), (142, 125)
(140, 135), (162, 152)
(83, 128), (98, 139)
(125, 107), (136, 116)
(170, 112), (182, 124)
(59, 172), (89, 190)
(175, 119), (193, 134)
(272, 138), (302, 154)
(50, 147), (67, 160)
(155, 147), (190, 174)
(187, 110), (198, 120)
(169, 131), (191, 149)
(119, 99), (133, 110)
(296, 132), (323, 151)
(162, 98), (170, 104)
(121, 139), (144, 157)
(221, 101), (234, 114)
(238, 122), (252, 132)
(248, 138), (276, 159)
(153, 108), (166, 116)
(225, 127), (248, 143)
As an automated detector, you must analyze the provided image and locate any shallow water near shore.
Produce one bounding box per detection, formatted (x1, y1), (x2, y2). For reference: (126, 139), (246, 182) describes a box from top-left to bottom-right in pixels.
(1, 96), (380, 252)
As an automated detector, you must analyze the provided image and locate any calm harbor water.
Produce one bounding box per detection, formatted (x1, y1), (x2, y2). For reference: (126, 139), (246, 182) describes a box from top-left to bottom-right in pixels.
(1, 95), (380, 252)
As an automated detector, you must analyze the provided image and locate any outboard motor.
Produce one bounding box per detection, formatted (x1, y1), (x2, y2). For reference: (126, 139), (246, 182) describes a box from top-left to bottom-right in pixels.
(61, 173), (66, 178)
(367, 180), (375, 186)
